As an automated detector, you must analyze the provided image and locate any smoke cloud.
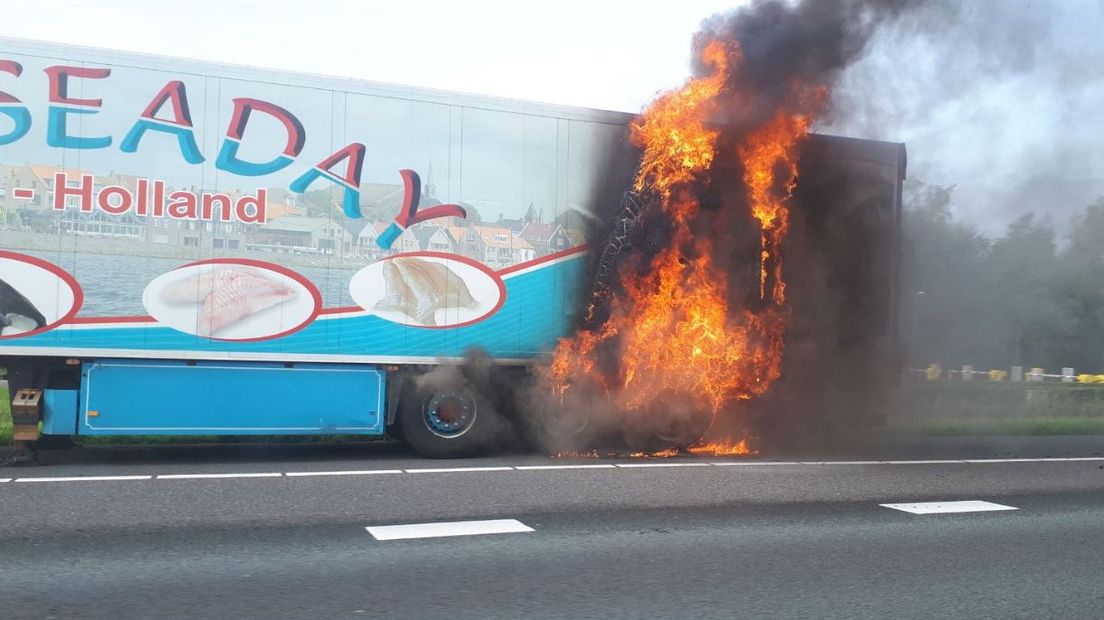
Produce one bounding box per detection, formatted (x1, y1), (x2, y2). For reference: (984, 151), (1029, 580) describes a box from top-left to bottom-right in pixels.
(824, 0), (1104, 232)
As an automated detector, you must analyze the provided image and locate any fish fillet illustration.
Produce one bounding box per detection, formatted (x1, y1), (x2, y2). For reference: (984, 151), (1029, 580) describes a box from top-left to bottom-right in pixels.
(160, 268), (241, 305)
(376, 260), (411, 312)
(161, 267), (297, 337)
(373, 257), (478, 326)
(0, 278), (47, 336)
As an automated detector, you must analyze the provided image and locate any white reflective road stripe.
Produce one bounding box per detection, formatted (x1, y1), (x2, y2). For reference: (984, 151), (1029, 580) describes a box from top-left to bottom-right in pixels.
(0, 478), (12, 483)
(882, 460), (967, 464)
(157, 472), (282, 479)
(366, 519), (534, 541)
(800, 461), (887, 465)
(14, 475), (152, 482)
(880, 500), (1019, 514)
(515, 464), (618, 470)
(285, 470), (403, 477)
(615, 462), (712, 468)
(710, 461), (799, 466)
(405, 466), (515, 473)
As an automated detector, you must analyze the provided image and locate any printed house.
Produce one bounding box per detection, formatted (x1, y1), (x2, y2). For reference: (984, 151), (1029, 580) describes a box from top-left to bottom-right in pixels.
(466, 224), (535, 269)
(519, 221), (572, 257)
(411, 225), (457, 253)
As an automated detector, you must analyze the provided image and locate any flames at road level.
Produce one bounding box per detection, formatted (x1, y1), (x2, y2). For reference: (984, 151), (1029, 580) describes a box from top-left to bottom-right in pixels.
(542, 35), (822, 450)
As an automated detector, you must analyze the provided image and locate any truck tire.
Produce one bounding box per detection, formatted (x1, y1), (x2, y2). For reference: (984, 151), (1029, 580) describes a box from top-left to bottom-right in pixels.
(397, 378), (501, 458)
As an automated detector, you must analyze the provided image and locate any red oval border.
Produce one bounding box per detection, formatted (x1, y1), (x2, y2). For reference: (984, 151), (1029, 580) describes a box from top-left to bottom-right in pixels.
(160, 258), (324, 342)
(0, 250), (84, 340)
(360, 251), (508, 330)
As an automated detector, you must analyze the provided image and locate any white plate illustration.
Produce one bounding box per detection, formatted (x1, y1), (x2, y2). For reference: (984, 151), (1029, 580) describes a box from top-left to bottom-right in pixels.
(143, 260), (320, 340)
(350, 253), (505, 328)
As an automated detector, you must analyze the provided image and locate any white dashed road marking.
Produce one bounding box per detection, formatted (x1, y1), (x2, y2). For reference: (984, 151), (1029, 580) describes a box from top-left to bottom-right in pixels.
(285, 469), (403, 477)
(800, 461), (887, 465)
(157, 472), (282, 480)
(615, 462), (712, 468)
(515, 464), (618, 470)
(882, 460), (967, 464)
(15, 475), (152, 483)
(405, 466), (514, 474)
(711, 461), (799, 466)
(366, 518), (534, 541)
(2, 456), (1103, 485)
(880, 500), (1019, 514)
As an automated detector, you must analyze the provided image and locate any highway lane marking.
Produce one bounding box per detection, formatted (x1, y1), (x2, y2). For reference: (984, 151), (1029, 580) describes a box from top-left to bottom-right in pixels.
(285, 469), (403, 477)
(711, 461), (799, 466)
(157, 472), (283, 480)
(5, 456), (1104, 484)
(515, 464), (618, 470)
(14, 475), (152, 482)
(800, 461), (889, 465)
(882, 460), (967, 464)
(405, 466), (515, 473)
(964, 457), (1104, 463)
(880, 500), (1019, 514)
(616, 462), (713, 468)
(366, 518), (534, 541)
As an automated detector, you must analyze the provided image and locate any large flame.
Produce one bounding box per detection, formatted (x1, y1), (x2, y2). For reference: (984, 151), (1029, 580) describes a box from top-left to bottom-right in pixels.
(543, 36), (821, 449)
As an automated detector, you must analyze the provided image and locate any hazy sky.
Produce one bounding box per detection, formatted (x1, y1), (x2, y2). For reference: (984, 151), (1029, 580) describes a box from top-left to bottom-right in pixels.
(2, 0), (1101, 233)
(0, 0), (742, 114)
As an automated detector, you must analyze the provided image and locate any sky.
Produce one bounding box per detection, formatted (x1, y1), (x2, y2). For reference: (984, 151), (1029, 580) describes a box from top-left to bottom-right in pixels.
(2, 0), (1102, 233)
(0, 0), (741, 114)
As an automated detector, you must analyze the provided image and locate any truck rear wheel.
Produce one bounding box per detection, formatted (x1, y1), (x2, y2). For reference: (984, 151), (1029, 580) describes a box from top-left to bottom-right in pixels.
(397, 378), (501, 458)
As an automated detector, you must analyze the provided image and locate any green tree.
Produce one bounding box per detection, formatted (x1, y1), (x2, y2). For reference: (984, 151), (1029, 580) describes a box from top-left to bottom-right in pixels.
(901, 182), (993, 367)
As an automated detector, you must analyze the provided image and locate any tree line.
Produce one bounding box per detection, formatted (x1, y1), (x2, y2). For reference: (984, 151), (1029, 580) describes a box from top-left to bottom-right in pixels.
(902, 183), (1104, 374)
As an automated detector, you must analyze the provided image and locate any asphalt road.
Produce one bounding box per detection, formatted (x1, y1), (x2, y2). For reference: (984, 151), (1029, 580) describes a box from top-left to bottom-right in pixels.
(3, 438), (1104, 619)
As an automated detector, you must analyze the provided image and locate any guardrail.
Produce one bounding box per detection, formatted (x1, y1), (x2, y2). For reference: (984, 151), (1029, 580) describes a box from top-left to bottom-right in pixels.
(908, 364), (1104, 384)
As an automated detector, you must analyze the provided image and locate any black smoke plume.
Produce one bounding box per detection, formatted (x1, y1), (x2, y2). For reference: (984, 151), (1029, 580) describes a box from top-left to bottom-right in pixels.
(529, 0), (935, 453)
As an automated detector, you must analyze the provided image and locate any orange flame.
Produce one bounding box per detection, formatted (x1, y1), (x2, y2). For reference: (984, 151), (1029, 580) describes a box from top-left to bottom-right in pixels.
(543, 35), (823, 449)
(686, 438), (755, 457)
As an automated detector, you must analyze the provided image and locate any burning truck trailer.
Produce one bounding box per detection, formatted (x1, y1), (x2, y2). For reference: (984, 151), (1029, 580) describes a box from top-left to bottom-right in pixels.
(524, 30), (907, 456)
(527, 132), (906, 455)
(0, 36), (904, 460)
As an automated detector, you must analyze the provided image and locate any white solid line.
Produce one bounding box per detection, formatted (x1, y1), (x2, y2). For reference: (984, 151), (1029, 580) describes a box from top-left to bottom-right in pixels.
(883, 460), (967, 464)
(800, 461), (886, 465)
(285, 469), (403, 477)
(405, 466), (515, 474)
(0, 478), (12, 483)
(965, 457), (1104, 463)
(366, 518), (534, 541)
(15, 475), (152, 483)
(615, 462), (713, 468)
(515, 464), (618, 470)
(709, 461), (800, 466)
(157, 472), (283, 479)
(880, 500), (1019, 515)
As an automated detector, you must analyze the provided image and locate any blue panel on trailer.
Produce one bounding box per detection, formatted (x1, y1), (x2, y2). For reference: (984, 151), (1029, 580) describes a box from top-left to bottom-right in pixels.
(41, 389), (79, 435)
(79, 359), (385, 436)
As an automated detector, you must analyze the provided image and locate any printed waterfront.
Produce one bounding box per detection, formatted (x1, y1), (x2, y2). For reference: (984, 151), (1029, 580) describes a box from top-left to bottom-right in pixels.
(18, 249), (361, 317)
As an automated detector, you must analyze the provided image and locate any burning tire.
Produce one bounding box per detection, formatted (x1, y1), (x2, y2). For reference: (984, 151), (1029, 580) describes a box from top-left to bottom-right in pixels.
(623, 391), (713, 451)
(524, 374), (612, 454)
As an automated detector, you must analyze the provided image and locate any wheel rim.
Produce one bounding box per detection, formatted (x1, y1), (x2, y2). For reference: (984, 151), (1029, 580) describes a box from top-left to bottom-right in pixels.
(422, 389), (478, 438)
